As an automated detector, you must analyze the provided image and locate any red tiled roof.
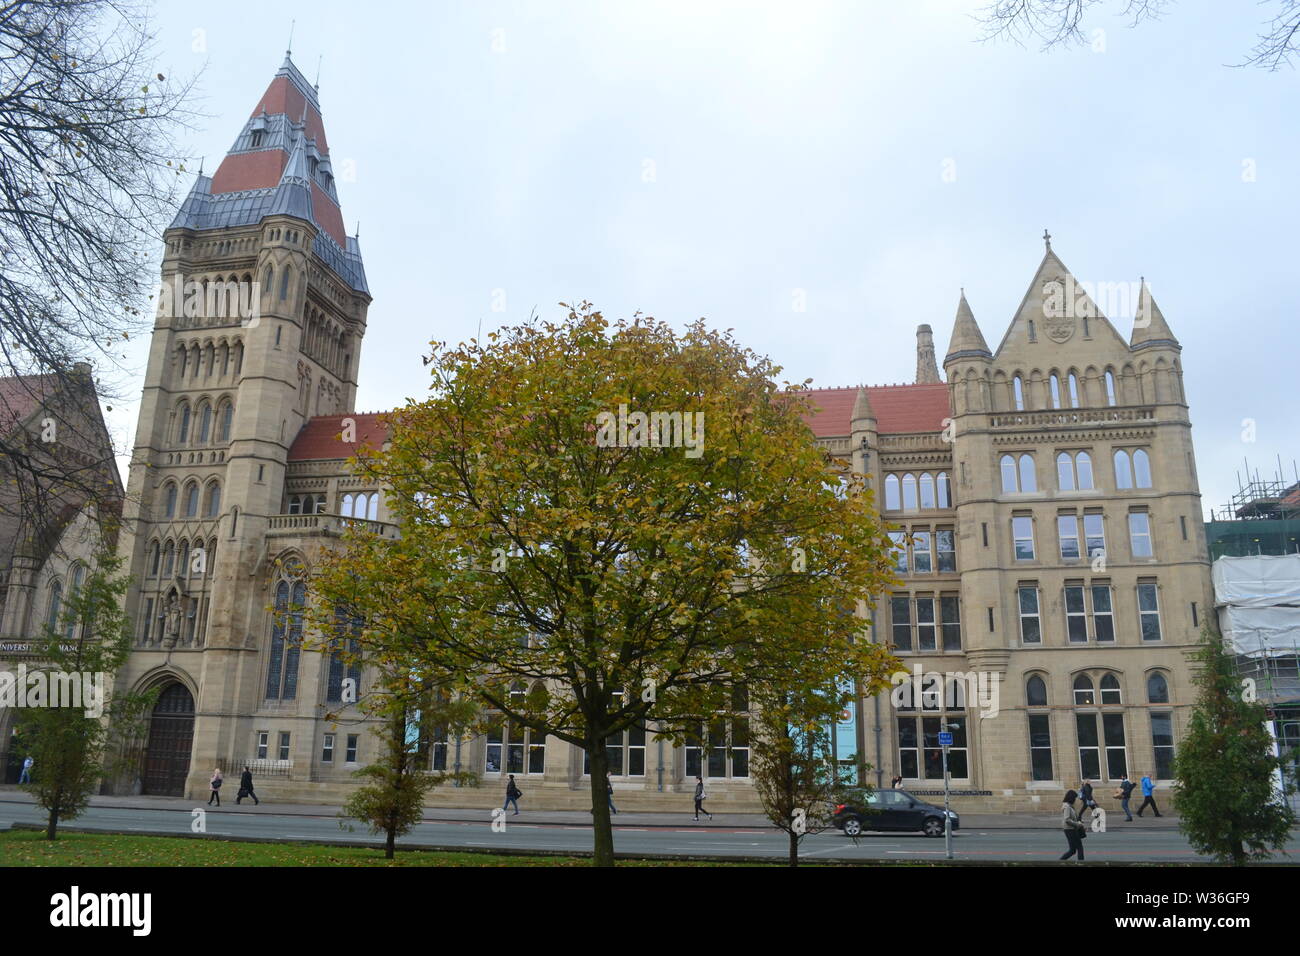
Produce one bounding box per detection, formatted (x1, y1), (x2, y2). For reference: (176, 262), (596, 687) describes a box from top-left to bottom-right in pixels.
(801, 383), (951, 438)
(287, 413), (389, 461)
(250, 76), (329, 152)
(0, 372), (58, 434)
(209, 149), (288, 195)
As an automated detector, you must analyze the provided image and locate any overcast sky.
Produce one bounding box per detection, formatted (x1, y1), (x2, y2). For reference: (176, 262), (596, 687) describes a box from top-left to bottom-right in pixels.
(103, 0), (1300, 517)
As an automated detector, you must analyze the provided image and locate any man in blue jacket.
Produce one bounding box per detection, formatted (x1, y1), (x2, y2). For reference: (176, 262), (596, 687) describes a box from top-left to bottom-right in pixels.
(1136, 772), (1161, 817)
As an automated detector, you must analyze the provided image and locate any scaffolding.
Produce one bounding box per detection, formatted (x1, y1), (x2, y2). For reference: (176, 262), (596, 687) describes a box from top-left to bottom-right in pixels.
(1206, 464), (1300, 559)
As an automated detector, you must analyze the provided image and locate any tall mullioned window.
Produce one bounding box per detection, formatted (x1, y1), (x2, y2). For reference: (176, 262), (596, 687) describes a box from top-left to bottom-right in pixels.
(265, 577), (306, 699)
(1018, 586), (1041, 644)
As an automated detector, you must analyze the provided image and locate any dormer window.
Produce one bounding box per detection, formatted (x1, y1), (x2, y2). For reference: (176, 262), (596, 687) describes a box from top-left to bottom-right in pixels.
(309, 157), (318, 176)
(250, 129), (265, 148)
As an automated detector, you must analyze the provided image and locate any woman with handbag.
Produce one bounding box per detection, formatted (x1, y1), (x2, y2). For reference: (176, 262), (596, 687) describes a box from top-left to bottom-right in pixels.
(208, 767), (223, 806)
(1059, 789), (1086, 862)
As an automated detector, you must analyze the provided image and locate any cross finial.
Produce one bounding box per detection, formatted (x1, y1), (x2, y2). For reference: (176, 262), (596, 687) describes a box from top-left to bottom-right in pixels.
(1043, 228), (1052, 250)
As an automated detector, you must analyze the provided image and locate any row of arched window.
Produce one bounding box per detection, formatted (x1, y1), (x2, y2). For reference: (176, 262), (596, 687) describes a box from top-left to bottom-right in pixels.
(303, 304), (350, 379)
(1025, 670), (1169, 707)
(175, 339), (244, 380)
(174, 397), (235, 446)
(883, 472), (953, 511)
(159, 478), (222, 520)
(146, 536), (218, 579)
(1011, 370), (1115, 411)
(1000, 449), (1152, 494)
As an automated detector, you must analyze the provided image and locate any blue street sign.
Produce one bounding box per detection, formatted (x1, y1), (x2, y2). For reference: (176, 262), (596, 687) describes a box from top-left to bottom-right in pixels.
(938, 731), (954, 747)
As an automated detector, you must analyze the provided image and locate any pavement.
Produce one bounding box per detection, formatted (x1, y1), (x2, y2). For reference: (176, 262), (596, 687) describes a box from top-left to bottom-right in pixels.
(0, 788), (1186, 830)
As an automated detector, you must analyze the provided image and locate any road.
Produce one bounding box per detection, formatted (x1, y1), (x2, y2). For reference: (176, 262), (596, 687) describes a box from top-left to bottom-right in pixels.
(4, 798), (1296, 862)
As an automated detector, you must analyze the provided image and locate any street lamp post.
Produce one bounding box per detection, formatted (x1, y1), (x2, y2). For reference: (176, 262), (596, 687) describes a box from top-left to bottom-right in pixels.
(941, 715), (953, 860)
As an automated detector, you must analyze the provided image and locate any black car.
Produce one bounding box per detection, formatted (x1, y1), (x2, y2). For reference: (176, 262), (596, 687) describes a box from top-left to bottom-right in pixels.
(832, 789), (959, 837)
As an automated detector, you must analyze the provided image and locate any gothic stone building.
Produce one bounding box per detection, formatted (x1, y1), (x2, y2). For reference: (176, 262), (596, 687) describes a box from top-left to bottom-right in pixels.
(99, 56), (1208, 811)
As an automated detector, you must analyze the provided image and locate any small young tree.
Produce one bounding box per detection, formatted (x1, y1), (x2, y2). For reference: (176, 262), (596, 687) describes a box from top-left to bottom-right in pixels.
(1174, 624), (1297, 865)
(750, 681), (885, 866)
(19, 539), (153, 839)
(338, 660), (478, 860)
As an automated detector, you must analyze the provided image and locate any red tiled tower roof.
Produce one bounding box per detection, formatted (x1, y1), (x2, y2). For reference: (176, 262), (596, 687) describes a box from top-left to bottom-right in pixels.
(288, 413), (389, 461)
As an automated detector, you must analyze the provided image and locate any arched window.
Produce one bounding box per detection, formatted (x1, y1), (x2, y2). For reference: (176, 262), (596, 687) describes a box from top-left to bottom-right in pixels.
(1000, 455), (1017, 493)
(1133, 449), (1152, 489)
(184, 482), (199, 518)
(162, 541), (175, 576)
(1114, 450), (1133, 490)
(288, 495), (301, 515)
(1068, 373), (1080, 408)
(366, 493), (378, 521)
(148, 541), (160, 576)
(1100, 673), (1121, 705)
(1077, 452), (1093, 490)
(1049, 374), (1061, 409)
(177, 403), (191, 443)
(919, 473), (935, 509)
(63, 565), (84, 639)
(902, 474), (918, 511)
(205, 482), (221, 518)
(936, 472), (951, 508)
(163, 482), (177, 519)
(1026, 675), (1048, 707)
(177, 348), (188, 377)
(198, 403), (212, 443)
(1018, 454), (1036, 492)
(279, 266), (291, 301)
(1073, 675), (1095, 706)
(1013, 375), (1025, 411)
(263, 265), (273, 296)
(266, 577), (307, 700)
(177, 538), (189, 578)
(219, 403), (233, 442)
(884, 475), (900, 511)
(341, 493), (353, 517)
(46, 580), (62, 632)
(1057, 452), (1075, 491)
(1105, 370), (1117, 406)
(1147, 672), (1169, 704)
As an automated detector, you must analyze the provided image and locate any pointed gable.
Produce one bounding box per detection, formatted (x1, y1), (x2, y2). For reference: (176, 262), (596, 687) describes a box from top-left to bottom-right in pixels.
(993, 240), (1129, 357)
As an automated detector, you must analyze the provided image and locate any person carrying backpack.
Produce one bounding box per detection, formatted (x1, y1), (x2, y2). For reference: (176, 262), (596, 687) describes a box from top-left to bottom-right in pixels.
(503, 774), (522, 815)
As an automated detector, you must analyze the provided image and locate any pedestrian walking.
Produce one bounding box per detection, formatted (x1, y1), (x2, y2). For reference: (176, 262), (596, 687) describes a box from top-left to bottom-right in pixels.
(236, 766), (259, 805)
(208, 767), (223, 806)
(693, 776), (712, 821)
(503, 774), (521, 815)
(1115, 775), (1136, 821)
(18, 756), (32, 784)
(1136, 772), (1161, 817)
(1079, 779), (1096, 820)
(1059, 789), (1087, 862)
(606, 771), (617, 815)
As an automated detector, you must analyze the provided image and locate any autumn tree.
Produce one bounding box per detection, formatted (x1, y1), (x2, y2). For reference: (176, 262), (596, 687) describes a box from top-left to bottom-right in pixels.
(18, 529), (153, 839)
(749, 681), (884, 867)
(337, 657), (478, 860)
(1173, 624), (1296, 865)
(312, 303), (900, 867)
(0, 0), (195, 545)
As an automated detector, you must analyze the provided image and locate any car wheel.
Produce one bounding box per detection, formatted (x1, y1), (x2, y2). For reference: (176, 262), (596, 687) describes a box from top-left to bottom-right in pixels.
(923, 817), (945, 837)
(843, 818), (863, 837)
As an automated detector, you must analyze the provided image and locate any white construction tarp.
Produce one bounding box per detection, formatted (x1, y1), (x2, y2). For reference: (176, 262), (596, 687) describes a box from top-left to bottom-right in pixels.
(1218, 605), (1300, 658)
(1212, 554), (1300, 608)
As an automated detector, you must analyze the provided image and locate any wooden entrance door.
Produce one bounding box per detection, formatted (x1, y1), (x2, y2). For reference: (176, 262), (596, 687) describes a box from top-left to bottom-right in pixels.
(142, 683), (195, 796)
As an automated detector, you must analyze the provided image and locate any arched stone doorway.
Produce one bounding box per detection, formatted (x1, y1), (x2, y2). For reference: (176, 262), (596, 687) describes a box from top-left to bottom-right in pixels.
(142, 683), (195, 796)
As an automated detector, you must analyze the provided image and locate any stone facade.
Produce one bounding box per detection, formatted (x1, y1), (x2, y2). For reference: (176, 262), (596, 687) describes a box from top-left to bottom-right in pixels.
(61, 57), (1211, 812)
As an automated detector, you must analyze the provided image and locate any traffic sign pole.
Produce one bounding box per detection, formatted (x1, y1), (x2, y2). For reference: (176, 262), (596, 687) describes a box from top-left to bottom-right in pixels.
(940, 720), (953, 860)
